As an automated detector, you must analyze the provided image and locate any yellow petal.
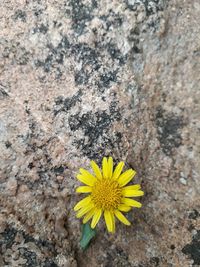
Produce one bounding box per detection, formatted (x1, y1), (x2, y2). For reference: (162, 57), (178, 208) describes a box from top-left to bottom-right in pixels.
(108, 157), (113, 178)
(80, 168), (97, 181)
(122, 185), (141, 191)
(110, 211), (115, 233)
(114, 210), (131, 225)
(122, 198), (142, 208)
(104, 210), (114, 232)
(118, 169), (136, 187)
(118, 204), (132, 212)
(90, 160), (102, 179)
(77, 174), (96, 186)
(112, 161), (124, 180)
(74, 196), (91, 211)
(76, 202), (94, 218)
(91, 209), (102, 228)
(122, 189), (144, 197)
(83, 208), (95, 224)
(102, 157), (109, 178)
(76, 186), (92, 193)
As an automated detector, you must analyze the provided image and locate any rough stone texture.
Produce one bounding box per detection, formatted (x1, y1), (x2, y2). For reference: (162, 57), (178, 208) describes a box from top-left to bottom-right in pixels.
(0, 0), (200, 266)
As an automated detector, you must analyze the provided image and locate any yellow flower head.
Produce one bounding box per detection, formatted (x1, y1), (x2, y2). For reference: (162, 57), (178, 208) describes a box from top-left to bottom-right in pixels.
(74, 157), (144, 233)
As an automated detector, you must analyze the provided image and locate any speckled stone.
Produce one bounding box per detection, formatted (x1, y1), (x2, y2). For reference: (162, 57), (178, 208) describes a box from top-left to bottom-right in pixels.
(0, 0), (200, 266)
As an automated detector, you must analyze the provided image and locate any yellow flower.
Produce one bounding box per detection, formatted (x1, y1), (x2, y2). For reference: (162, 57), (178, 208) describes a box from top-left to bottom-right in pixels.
(74, 157), (144, 233)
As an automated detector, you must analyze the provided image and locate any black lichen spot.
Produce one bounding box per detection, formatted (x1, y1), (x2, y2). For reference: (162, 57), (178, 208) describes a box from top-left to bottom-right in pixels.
(68, 101), (121, 159)
(71, 43), (101, 85)
(189, 209), (199, 220)
(13, 9), (27, 22)
(68, 0), (97, 35)
(19, 247), (38, 267)
(182, 230), (200, 265)
(35, 36), (70, 73)
(53, 166), (64, 174)
(170, 244), (175, 250)
(97, 71), (118, 91)
(54, 89), (82, 116)
(99, 10), (123, 31)
(155, 106), (185, 156)
(0, 84), (9, 99)
(0, 227), (17, 249)
(33, 23), (48, 34)
(43, 259), (58, 267)
(150, 257), (160, 266)
(5, 141), (12, 148)
(74, 69), (90, 85)
(107, 43), (126, 65)
(28, 162), (34, 169)
(103, 246), (131, 267)
(15, 47), (30, 65)
(125, 0), (164, 16)
(72, 43), (100, 70)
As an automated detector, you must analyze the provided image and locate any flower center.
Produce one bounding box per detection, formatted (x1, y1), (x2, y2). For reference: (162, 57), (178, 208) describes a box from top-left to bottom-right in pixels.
(91, 179), (122, 210)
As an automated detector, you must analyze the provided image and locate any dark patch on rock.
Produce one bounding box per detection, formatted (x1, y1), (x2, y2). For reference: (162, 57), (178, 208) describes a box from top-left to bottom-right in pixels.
(71, 43), (100, 70)
(74, 69), (90, 85)
(97, 70), (118, 91)
(150, 257), (160, 266)
(125, 0), (164, 16)
(68, 0), (98, 35)
(0, 227), (17, 249)
(107, 43), (126, 65)
(103, 246), (131, 267)
(100, 10), (123, 30)
(170, 244), (175, 250)
(53, 166), (64, 174)
(0, 84), (9, 99)
(155, 106), (185, 156)
(54, 90), (82, 116)
(16, 47), (30, 65)
(189, 209), (199, 220)
(13, 9), (27, 22)
(33, 23), (48, 34)
(1, 226), (58, 266)
(3, 42), (30, 65)
(182, 230), (200, 265)
(68, 101), (121, 159)
(19, 247), (38, 267)
(35, 36), (70, 73)
(5, 141), (12, 148)
(43, 259), (58, 267)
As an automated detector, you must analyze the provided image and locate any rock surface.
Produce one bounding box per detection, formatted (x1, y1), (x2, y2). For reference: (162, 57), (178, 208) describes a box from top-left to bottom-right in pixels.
(0, 0), (200, 266)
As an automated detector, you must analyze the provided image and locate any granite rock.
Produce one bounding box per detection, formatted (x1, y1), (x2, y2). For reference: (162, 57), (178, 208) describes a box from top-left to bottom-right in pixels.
(0, 0), (200, 266)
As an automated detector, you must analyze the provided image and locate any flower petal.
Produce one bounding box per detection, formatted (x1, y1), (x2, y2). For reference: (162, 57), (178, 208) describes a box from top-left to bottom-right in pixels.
(110, 211), (115, 233)
(118, 204), (132, 212)
(122, 198), (142, 208)
(77, 174), (96, 186)
(80, 168), (97, 181)
(108, 157), (113, 178)
(102, 157), (109, 179)
(74, 196), (91, 211)
(112, 161), (124, 180)
(90, 160), (102, 179)
(122, 189), (144, 197)
(118, 169), (136, 187)
(76, 202), (94, 218)
(76, 186), (92, 193)
(104, 210), (114, 232)
(114, 210), (131, 225)
(83, 208), (95, 224)
(91, 209), (102, 229)
(122, 185), (141, 191)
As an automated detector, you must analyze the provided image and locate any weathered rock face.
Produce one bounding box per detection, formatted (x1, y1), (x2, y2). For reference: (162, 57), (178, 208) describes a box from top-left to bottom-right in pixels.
(0, 0), (200, 266)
